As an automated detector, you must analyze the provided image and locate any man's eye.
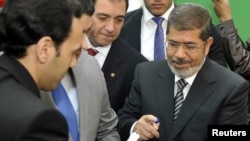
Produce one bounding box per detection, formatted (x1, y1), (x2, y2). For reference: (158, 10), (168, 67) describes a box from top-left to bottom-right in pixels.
(117, 18), (124, 22)
(98, 16), (107, 20)
(169, 42), (179, 47)
(185, 44), (197, 50)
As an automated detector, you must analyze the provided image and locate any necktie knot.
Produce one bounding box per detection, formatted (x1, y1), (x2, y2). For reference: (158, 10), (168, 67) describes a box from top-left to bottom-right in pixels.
(87, 48), (99, 56)
(152, 17), (164, 26)
(177, 78), (188, 90)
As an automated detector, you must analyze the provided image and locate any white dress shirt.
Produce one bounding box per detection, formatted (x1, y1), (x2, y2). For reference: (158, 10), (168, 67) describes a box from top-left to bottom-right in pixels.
(141, 3), (174, 61)
(174, 74), (197, 99)
(86, 36), (111, 68)
(61, 72), (79, 129)
(127, 0), (142, 12)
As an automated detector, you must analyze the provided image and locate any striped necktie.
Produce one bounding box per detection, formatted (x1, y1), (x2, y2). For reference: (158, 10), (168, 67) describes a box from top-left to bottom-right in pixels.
(152, 17), (165, 61)
(173, 79), (188, 122)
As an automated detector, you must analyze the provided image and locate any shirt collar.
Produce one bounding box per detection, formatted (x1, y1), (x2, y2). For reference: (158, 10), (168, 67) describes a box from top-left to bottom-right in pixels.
(86, 36), (112, 57)
(175, 72), (197, 86)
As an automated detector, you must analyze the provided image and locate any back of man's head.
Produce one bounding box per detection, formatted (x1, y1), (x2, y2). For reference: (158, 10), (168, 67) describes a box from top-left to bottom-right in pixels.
(0, 0), (82, 58)
(79, 0), (95, 16)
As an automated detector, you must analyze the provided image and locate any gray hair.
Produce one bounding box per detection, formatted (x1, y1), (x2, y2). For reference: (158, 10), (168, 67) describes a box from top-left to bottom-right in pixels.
(166, 3), (211, 41)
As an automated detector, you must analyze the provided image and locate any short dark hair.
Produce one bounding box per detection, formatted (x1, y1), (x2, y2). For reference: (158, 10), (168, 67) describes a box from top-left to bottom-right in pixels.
(166, 3), (211, 41)
(0, 0), (82, 58)
(95, 0), (128, 11)
(78, 0), (95, 16)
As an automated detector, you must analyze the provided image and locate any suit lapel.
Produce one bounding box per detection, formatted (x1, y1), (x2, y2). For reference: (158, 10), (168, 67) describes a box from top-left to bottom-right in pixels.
(154, 62), (175, 139)
(122, 9), (143, 51)
(72, 58), (89, 141)
(102, 39), (123, 87)
(169, 59), (216, 140)
(130, 9), (142, 51)
(40, 91), (57, 108)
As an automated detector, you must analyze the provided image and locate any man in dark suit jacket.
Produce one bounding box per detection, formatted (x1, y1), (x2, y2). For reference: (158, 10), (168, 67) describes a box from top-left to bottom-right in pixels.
(0, 54), (69, 141)
(119, 0), (226, 66)
(118, 3), (249, 141)
(86, 0), (147, 113)
(0, 0), (83, 140)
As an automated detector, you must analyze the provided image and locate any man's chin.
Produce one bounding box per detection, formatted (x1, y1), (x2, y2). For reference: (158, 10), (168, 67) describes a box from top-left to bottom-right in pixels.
(98, 40), (112, 47)
(169, 66), (191, 78)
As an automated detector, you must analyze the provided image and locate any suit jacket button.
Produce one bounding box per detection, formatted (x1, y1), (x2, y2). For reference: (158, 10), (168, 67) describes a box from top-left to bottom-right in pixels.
(110, 73), (115, 77)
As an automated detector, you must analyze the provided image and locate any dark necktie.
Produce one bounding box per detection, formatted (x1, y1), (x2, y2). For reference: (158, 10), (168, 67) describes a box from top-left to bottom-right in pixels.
(52, 83), (79, 141)
(173, 79), (188, 122)
(152, 17), (165, 61)
(87, 48), (99, 56)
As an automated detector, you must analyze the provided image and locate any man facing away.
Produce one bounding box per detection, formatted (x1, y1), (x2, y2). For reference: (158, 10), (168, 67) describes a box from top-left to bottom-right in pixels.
(0, 0), (84, 140)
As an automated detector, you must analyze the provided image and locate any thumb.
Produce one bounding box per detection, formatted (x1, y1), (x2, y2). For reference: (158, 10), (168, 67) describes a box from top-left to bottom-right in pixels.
(144, 115), (160, 130)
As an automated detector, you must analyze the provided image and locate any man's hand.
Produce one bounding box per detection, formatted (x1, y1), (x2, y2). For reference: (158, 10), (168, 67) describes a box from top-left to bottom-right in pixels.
(212, 0), (232, 22)
(133, 115), (160, 140)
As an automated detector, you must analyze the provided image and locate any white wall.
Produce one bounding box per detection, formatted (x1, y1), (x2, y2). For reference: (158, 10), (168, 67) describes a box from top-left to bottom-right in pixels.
(127, 0), (143, 12)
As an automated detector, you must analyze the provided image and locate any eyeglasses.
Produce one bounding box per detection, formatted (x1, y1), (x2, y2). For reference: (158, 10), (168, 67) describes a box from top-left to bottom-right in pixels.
(166, 40), (202, 53)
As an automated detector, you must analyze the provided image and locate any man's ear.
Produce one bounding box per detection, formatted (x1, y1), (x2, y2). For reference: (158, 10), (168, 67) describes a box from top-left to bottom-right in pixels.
(36, 36), (54, 64)
(205, 37), (213, 56)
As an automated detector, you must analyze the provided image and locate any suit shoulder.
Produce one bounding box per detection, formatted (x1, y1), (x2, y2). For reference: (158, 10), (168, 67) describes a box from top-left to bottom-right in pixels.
(123, 9), (142, 25)
(0, 80), (67, 138)
(125, 9), (141, 19)
(137, 60), (168, 70)
(0, 78), (53, 114)
(113, 38), (147, 61)
(17, 109), (68, 140)
(207, 59), (247, 83)
(78, 52), (100, 69)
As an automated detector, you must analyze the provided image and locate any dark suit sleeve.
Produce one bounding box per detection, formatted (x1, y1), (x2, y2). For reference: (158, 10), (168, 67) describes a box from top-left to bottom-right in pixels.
(18, 109), (69, 141)
(117, 64), (143, 141)
(217, 78), (249, 124)
(207, 22), (227, 67)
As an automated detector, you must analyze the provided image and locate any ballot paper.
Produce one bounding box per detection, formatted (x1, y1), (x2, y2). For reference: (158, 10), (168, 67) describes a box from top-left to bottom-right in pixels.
(127, 132), (140, 141)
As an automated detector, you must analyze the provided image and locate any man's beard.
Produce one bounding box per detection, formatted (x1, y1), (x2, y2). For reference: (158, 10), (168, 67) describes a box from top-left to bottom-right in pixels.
(167, 57), (205, 78)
